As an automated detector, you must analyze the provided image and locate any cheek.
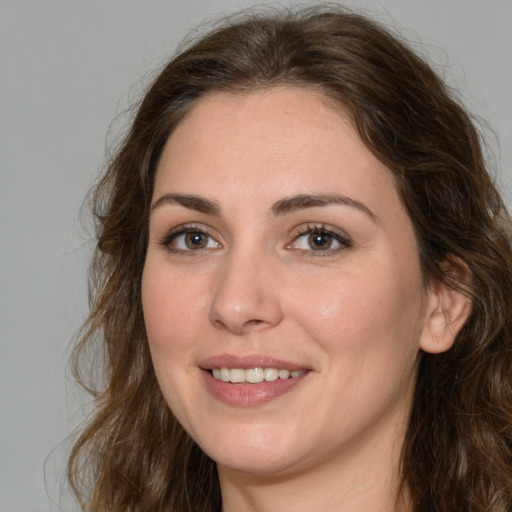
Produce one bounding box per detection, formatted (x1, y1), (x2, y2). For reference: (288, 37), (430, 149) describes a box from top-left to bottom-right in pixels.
(141, 260), (208, 358)
(293, 266), (424, 430)
(292, 263), (425, 361)
(141, 262), (207, 420)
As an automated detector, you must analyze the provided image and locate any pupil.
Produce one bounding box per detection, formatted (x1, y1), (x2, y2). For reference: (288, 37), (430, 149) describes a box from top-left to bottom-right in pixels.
(308, 233), (331, 250)
(185, 232), (206, 249)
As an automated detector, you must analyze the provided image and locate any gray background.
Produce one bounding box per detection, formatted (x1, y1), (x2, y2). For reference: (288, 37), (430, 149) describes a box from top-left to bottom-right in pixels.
(1, 1), (511, 511)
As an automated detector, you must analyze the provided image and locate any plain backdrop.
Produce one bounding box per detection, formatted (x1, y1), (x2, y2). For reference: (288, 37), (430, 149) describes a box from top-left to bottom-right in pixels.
(1, 1), (511, 511)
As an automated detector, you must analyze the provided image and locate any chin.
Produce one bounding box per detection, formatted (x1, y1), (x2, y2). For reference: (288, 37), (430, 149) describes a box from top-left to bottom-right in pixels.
(195, 425), (304, 477)
(214, 451), (299, 478)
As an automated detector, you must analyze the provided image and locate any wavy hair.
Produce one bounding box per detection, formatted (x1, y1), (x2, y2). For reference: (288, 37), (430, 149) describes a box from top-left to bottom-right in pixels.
(68, 6), (512, 511)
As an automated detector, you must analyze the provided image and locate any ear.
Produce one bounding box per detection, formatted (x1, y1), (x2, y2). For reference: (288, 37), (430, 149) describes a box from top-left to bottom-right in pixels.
(419, 257), (473, 354)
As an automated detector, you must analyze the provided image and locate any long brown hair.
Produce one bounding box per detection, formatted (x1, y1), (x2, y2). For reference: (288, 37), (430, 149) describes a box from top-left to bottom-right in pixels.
(68, 6), (512, 511)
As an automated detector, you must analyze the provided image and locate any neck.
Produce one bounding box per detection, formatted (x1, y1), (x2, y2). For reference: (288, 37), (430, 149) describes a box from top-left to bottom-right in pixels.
(218, 411), (412, 512)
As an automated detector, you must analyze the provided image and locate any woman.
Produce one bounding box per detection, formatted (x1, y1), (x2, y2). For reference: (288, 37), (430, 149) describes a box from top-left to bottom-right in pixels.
(68, 5), (512, 511)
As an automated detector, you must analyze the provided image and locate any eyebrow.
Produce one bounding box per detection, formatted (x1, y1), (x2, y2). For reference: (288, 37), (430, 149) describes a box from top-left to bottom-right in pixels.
(151, 193), (221, 215)
(271, 193), (378, 222)
(151, 192), (377, 223)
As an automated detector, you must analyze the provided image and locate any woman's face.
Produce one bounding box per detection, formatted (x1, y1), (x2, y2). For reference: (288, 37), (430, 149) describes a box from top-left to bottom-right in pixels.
(142, 87), (436, 477)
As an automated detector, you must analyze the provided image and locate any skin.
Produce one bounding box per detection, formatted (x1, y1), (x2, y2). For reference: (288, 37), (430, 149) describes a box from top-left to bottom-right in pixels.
(142, 87), (469, 512)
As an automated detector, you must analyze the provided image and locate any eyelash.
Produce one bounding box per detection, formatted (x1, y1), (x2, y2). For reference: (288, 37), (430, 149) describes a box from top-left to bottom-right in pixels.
(289, 224), (352, 255)
(159, 224), (220, 254)
(158, 223), (352, 256)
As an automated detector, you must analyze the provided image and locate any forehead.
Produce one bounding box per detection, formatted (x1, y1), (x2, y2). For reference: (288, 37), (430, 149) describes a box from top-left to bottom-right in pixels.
(153, 86), (401, 217)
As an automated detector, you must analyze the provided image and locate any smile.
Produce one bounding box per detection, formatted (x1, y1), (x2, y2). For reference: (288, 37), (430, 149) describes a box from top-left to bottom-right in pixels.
(211, 367), (307, 383)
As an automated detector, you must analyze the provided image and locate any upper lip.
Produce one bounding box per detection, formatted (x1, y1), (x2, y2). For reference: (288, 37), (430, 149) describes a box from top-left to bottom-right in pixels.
(199, 354), (310, 371)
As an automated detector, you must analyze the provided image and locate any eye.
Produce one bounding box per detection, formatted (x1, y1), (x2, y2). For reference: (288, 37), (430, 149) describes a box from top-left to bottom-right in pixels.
(161, 226), (221, 252)
(289, 225), (351, 253)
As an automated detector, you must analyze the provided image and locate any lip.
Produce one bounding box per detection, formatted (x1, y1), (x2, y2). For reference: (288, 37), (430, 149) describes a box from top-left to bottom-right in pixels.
(199, 354), (311, 407)
(199, 354), (309, 372)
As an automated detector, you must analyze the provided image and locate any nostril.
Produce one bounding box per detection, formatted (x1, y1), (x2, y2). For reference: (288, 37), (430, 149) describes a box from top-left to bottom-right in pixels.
(245, 319), (264, 326)
(212, 319), (227, 330)
(210, 316), (270, 334)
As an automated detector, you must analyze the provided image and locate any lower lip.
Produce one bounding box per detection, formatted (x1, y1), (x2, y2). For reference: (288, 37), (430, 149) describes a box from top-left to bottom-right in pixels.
(202, 370), (308, 407)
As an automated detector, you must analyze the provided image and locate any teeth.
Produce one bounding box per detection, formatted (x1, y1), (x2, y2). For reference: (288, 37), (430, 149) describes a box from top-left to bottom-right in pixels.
(263, 368), (279, 381)
(211, 367), (306, 383)
(230, 368), (246, 383)
(246, 367), (264, 383)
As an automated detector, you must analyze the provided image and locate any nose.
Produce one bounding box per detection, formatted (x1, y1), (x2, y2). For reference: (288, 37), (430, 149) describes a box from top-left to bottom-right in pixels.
(208, 249), (284, 335)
